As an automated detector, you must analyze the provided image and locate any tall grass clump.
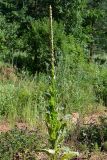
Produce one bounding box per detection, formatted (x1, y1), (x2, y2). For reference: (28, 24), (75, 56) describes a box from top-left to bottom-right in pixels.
(0, 74), (48, 124)
(55, 36), (97, 115)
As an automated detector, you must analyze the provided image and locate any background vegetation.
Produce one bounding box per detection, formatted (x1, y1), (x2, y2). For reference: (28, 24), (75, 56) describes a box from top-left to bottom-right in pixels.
(0, 0), (107, 159)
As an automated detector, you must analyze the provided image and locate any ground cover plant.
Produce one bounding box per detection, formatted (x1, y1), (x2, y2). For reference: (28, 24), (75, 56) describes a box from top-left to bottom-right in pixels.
(0, 129), (43, 160)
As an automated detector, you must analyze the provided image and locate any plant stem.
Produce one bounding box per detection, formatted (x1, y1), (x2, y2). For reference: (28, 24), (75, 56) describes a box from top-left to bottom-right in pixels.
(49, 5), (55, 81)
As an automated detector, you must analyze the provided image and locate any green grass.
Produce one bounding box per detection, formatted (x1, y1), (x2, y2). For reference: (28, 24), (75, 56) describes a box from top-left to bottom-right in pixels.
(0, 74), (48, 124)
(0, 55), (107, 125)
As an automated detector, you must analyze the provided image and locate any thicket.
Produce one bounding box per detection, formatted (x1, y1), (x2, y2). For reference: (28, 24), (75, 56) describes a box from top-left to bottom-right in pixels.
(0, 0), (107, 70)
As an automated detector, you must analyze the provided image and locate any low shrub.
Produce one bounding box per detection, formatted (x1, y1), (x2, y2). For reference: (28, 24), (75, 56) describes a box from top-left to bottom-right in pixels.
(77, 118), (107, 150)
(0, 128), (43, 160)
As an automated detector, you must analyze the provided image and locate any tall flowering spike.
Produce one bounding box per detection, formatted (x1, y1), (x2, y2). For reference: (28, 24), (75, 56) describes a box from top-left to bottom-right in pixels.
(49, 5), (55, 81)
(44, 5), (79, 160)
(45, 5), (61, 151)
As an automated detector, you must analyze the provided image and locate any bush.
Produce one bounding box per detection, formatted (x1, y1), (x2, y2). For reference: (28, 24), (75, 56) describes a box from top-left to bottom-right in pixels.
(0, 13), (66, 73)
(0, 129), (43, 160)
(56, 38), (98, 114)
(94, 65), (107, 106)
(78, 119), (107, 150)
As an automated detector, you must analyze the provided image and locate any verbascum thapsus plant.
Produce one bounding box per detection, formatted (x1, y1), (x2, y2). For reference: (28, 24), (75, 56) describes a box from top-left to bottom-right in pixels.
(36, 5), (79, 160)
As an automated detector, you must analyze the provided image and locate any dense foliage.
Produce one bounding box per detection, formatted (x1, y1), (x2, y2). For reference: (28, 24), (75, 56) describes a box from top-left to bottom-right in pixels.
(0, 128), (44, 160)
(0, 0), (107, 71)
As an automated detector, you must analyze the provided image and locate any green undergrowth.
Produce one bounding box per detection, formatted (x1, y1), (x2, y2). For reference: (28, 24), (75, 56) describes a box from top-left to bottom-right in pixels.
(0, 128), (46, 160)
(64, 115), (107, 158)
(77, 116), (107, 151)
(0, 74), (48, 124)
(0, 60), (107, 124)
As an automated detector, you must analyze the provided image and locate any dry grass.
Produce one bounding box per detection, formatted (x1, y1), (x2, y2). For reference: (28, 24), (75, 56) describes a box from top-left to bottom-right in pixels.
(89, 152), (107, 160)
